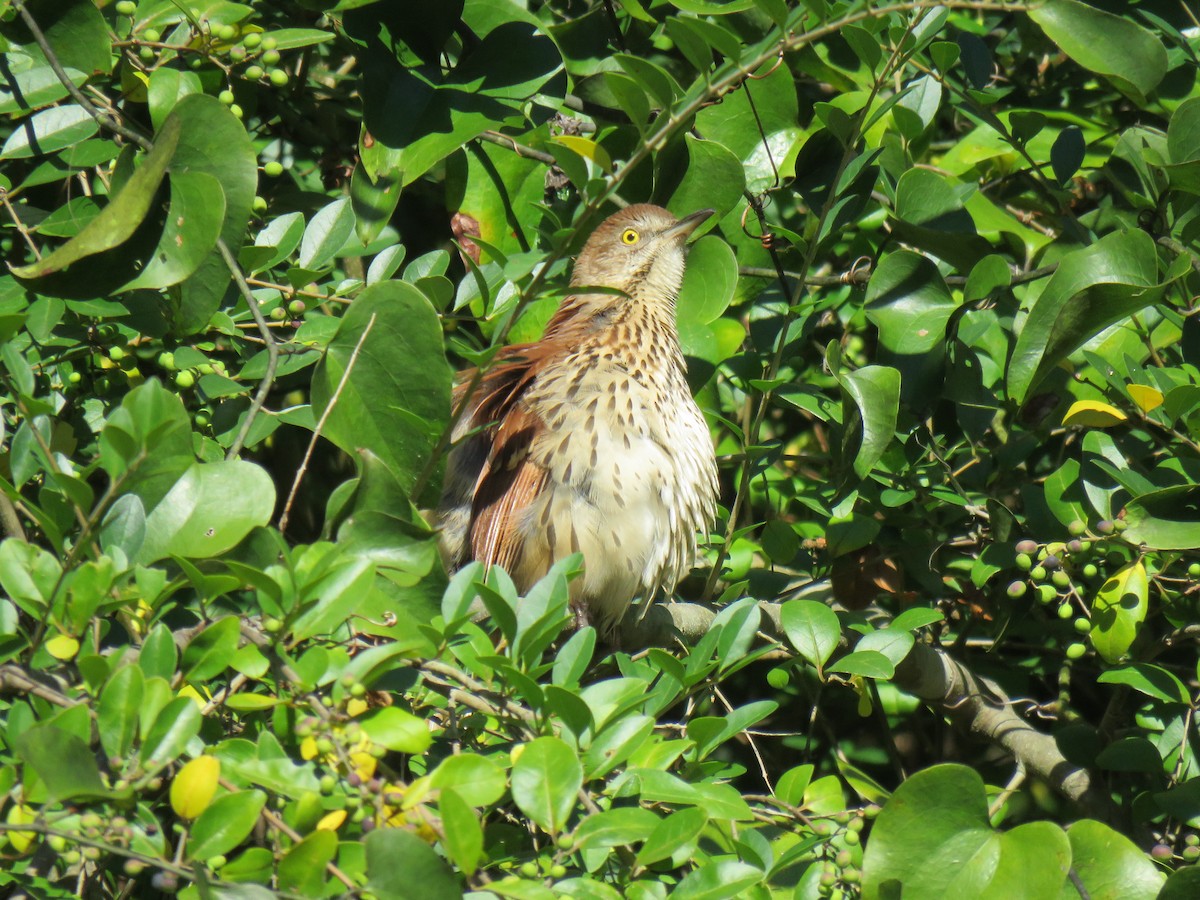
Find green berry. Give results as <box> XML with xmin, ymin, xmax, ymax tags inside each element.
<box><xmin>194</xmin><ymin>411</ymin><xmax>210</xmax><ymax>428</ymax></box>
<box><xmin>1015</xmin><ymin>552</ymin><xmax>1032</xmax><ymax>571</ymax></box>
<box><xmin>143</xmin><ymin>28</ymin><xmax>161</xmax><ymax>42</ymax></box>
<box><xmin>1186</xmin><ymin>834</ymin><xmax>1200</xmax><ymax>847</ymax></box>
<box><xmin>124</xmin><ymin>860</ymin><xmax>146</xmax><ymax>875</ymax></box>
<box><xmin>844</xmin><ymin>829</ymin><xmax>860</xmax><ymax>846</ymax></box>
<box><xmin>261</xmin><ymin>35</ymin><xmax>277</xmax><ymax>50</ymax></box>
<box><xmin>116</xmin><ymin>1</ymin><xmax>137</xmax><ymax>15</ymax></box>
<box><xmin>288</xmin><ymin>299</ymin><xmax>306</xmax><ymax>315</ymax></box>
<box><xmin>230</xmin><ymin>103</ymin><xmax>244</xmax><ymax>119</ymax></box>
<box><xmin>108</xmin><ymin>346</ymin><xmax>126</xmax><ymax>361</ymax></box>
<box><xmin>269</xmin><ymin>68</ymin><xmax>289</xmax><ymax>87</ymax></box>
<box><xmin>1068</xmin><ymin>519</ymin><xmax>1086</xmax><ymax>536</ymax></box>
<box><xmin>1188</xmin><ymin>563</ymin><xmax>1200</xmax><ymax>579</ymax></box>
<box><xmin>68</xmin><ymin>371</ymin><xmax>82</xmax><ymax>384</ymax></box>
<box><xmin>218</xmin><ymin>89</ymin><xmax>235</xmax><ymax>105</ymax></box>
<box><xmin>1184</xmin><ymin>846</ymin><xmax>1200</xmax><ymax>862</ymax></box>
<box><xmin>263</xmin><ymin>161</ymin><xmax>283</xmax><ymax>177</ymax></box>
<box><xmin>1082</xmin><ymin>563</ymin><xmax>1099</xmax><ymax>579</ymax></box>
<box><xmin>1037</xmin><ymin>584</ymin><xmax>1057</xmax><ymax>604</ymax></box>
<box><xmin>262</xmin><ymin>617</ymin><xmax>282</xmax><ymax>632</ymax></box>
<box><xmin>175</xmin><ymin>370</ymin><xmax>195</xmax><ymax>389</ymax></box>
<box><xmin>1113</xmin><ymin>519</ymin><xmax>1127</xmax><ymax>532</ymax></box>
<box><xmin>198</xmin><ymin>363</ymin><xmax>215</xmax><ymax>376</ymax></box>
<box><xmin>316</xmin><ymin>737</ymin><xmax>335</xmax><ymax>755</ymax></box>
<box><xmin>207</xmin><ymin>854</ymin><xmax>227</xmax><ymax>869</ymax></box>
<box><xmin>519</xmin><ymin>862</ymin><xmax>538</xmax><ymax>878</ymax></box>
<box><xmin>767</xmin><ymin>667</ymin><xmax>790</xmax><ymax>689</ymax></box>
<box><xmin>218</xmin><ymin>24</ymin><xmax>237</xmax><ymax>41</ymax></box>
<box><xmin>549</xmin><ymin>864</ymin><xmax>567</xmax><ymax>878</ymax></box>
<box><xmin>1073</xmin><ymin>618</ymin><xmax>1091</xmax><ymax>634</ymax></box>
<box><xmin>139</xmin><ymin>45</ymin><xmax>155</xmax><ymax>61</ymax></box>
<box><xmin>556</xmin><ymin>834</ymin><xmax>574</xmax><ymax>850</ymax></box>
<box><xmin>1030</xmin><ymin>565</ymin><xmax>1047</xmax><ymax>582</ymax></box>
<box><xmin>253</xmin><ymin>196</ymin><xmax>268</xmax><ymax>213</ymax></box>
<box><xmin>1006</xmin><ymin>581</ymin><xmax>1027</xmax><ymax>599</ymax></box>
<box><xmin>270</xmin><ymin>306</ymin><xmax>286</xmax><ymax>320</ymax></box>
<box><xmin>244</xmin><ymin>64</ymin><xmax>264</xmax><ymax>80</ymax></box>
<box><xmin>1056</xmin><ymin>602</ymin><xmax>1073</xmax><ymax>620</ymax></box>
<box><xmin>243</xmin><ymin>32</ymin><xmax>262</xmax><ymax>49</ymax></box>
<box><xmin>262</xmin><ymin>49</ymin><xmax>281</xmax><ymax>65</ymax></box>
<box><xmin>1051</xmin><ymin>570</ymin><xmax>1071</xmax><ymax>589</ymax></box>
<box><xmin>1065</xmin><ymin>642</ymin><xmax>1087</xmax><ymax>660</ymax></box>
<box><xmin>157</xmin><ymin>351</ymin><xmax>176</xmax><ymax>369</ymax></box>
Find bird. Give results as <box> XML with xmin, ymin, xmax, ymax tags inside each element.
<box><xmin>437</xmin><ymin>203</ymin><xmax>720</xmax><ymax>635</ymax></box>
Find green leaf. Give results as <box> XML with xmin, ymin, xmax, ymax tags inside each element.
<box><xmin>428</xmin><ymin>753</ymin><xmax>507</xmax><ymax>807</ymax></box>
<box><xmin>1065</xmin><ymin>820</ymin><xmax>1165</xmax><ymax>898</ymax></box>
<box><xmin>121</xmin><ymin>171</ymin><xmax>226</xmax><ymax>291</ymax></box>
<box><xmin>298</xmin><ymin>197</ymin><xmax>357</xmax><ymax>270</ymax></box>
<box><xmin>137</xmin><ymin>461</ymin><xmax>275</xmax><ymax>563</ymax></box>
<box><xmin>22</xmin><ymin>0</ymin><xmax>113</xmax><ymax>77</ymax></box>
<box><xmin>1122</xmin><ymin>486</ymin><xmax>1200</xmax><ymax>550</ymax></box>
<box><xmin>439</xmin><ymin>788</ymin><xmax>483</xmax><ymax>874</ymax></box>
<box><xmin>14</xmin><ymin>725</ymin><xmax>108</xmax><ymax>801</ymax></box>
<box><xmin>182</xmin><ymin>616</ymin><xmax>242</xmax><ymax>682</ymax></box>
<box><xmin>677</xmin><ymin>236</ymin><xmax>738</xmax><ymax>326</ymax></box>
<box><xmin>635</xmin><ymin>806</ymin><xmax>707</xmax><ymax>866</ymax></box>
<box><xmin>780</xmin><ymin>599</ymin><xmax>840</xmax><ymax>676</ymax></box>
<box><xmin>360</xmin><ymin>21</ymin><xmax>561</xmax><ymax>187</ymax></box>
<box><xmin>140</xmin><ymin>697</ymin><xmax>203</xmax><ymax>770</ymax></box>
<box><xmin>862</xmin><ymin>764</ymin><xmax>1071</xmax><ymax>899</ymax></box>
<box><xmin>147</xmin><ymin>67</ymin><xmax>202</xmax><ymax>132</ymax></box>
<box><xmin>1097</xmin><ymin>664</ymin><xmax>1187</xmax><ymax>705</ymax></box>
<box><xmin>827</xmin><ymin>650</ymin><xmax>894</xmax><ymax>679</ymax></box>
<box><xmin>1089</xmin><ymin>560</ymin><xmax>1148</xmax><ymax>664</ymax></box>
<box><xmin>838</xmin><ymin>363</ymin><xmax>900</xmax><ymax>478</ymax></box>
<box><xmin>666</xmin><ymin>135</ymin><xmax>745</xmax><ymax>222</ymax></box>
<box><xmin>890</xmin><ymin>168</ymin><xmax>992</xmax><ymax>270</ymax></box>
<box><xmin>511</xmin><ymin>736</ymin><xmax>583</xmax><ymax>833</ymax></box>
<box><xmin>98</xmin><ymin>664</ymin><xmax>145</xmax><ymax>761</ymax></box>
<box><xmin>1</xmin><ymin>103</ymin><xmax>98</xmax><ymax>160</ymax></box>
<box><xmin>1008</xmin><ymin>229</ymin><xmax>1165</xmax><ymax>404</ymax></box>
<box><xmin>11</xmin><ymin>115</ymin><xmax>180</xmax><ymax>278</ymax></box>
<box><xmin>1050</xmin><ymin>126</ymin><xmax>1085</xmax><ymax>185</ymax></box>
<box><xmin>574</xmin><ymin>807</ymin><xmax>660</xmax><ymax>849</ymax></box>
<box><xmin>311</xmin><ymin>281</ymin><xmax>452</xmax><ymax>505</ymax></box>
<box><xmin>672</xmin><ymin>859</ymin><xmax>763</xmax><ymax>899</ymax></box>
<box><xmin>865</xmin><ymin>251</ymin><xmax>957</xmax><ymax>404</ymax></box>
<box><xmin>168</xmin><ymin>93</ymin><xmax>258</xmax><ymax>334</ymax></box>
<box><xmin>1030</xmin><ymin>0</ymin><xmax>1167</xmax><ymax>103</ymax></box>
<box><xmin>278</xmin><ymin>829</ymin><xmax>338</xmax><ymax>896</ymax></box>
<box><xmin>187</xmin><ymin>790</ymin><xmax>267</xmax><ymax>861</ymax></box>
<box><xmin>98</xmin><ymin>379</ymin><xmax>195</xmax><ymax>511</ymax></box>
<box><xmin>366</xmin><ymin>827</ymin><xmax>462</xmax><ymax>900</ymax></box>
<box><xmin>361</xmin><ymin>707</ymin><xmax>432</xmax><ymax>754</ymax></box>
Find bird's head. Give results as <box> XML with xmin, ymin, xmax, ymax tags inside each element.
<box><xmin>570</xmin><ymin>204</ymin><xmax>714</xmax><ymax>311</ymax></box>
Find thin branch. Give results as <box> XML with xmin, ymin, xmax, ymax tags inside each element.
<box><xmin>220</xmin><ymin>237</ymin><xmax>281</xmax><ymax>459</ymax></box>
<box><xmin>278</xmin><ymin>314</ymin><xmax>376</xmax><ymax>533</ymax></box>
<box><xmin>12</xmin><ymin>0</ymin><xmax>152</xmax><ymax>151</ymax></box>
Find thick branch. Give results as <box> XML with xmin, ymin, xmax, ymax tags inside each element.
<box><xmin>620</xmin><ymin>600</ymin><xmax>1114</xmax><ymax>820</ymax></box>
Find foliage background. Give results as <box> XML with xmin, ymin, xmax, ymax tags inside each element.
<box><xmin>2</xmin><ymin>0</ymin><xmax>1200</xmax><ymax>897</ymax></box>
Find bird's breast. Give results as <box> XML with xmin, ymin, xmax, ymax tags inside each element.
<box><xmin>519</xmin><ymin>351</ymin><xmax>717</xmax><ymax>616</ymax></box>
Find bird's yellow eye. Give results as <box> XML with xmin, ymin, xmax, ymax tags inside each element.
<box><xmin>620</xmin><ymin>228</ymin><xmax>640</xmax><ymax>245</ymax></box>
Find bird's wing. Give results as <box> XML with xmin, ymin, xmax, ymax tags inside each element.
<box><xmin>449</xmin><ymin>338</ymin><xmax>570</xmax><ymax>580</ymax></box>
<box><xmin>470</xmin><ymin>403</ymin><xmax>548</xmax><ymax>575</ymax></box>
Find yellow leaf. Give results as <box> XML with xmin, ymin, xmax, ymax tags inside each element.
<box><xmin>300</xmin><ymin>735</ymin><xmax>318</xmax><ymax>760</ymax></box>
<box><xmin>316</xmin><ymin>809</ymin><xmax>347</xmax><ymax>831</ymax></box>
<box><xmin>45</xmin><ymin>634</ymin><xmax>80</xmax><ymax>660</ymax></box>
<box><xmin>170</xmin><ymin>756</ymin><xmax>221</xmax><ymax>820</ymax></box>
<box><xmin>551</xmin><ymin>135</ymin><xmax>613</xmax><ymax>173</ymax></box>
<box><xmin>1062</xmin><ymin>400</ymin><xmax>1127</xmax><ymax>428</ymax></box>
<box><xmin>346</xmin><ymin>697</ymin><xmax>369</xmax><ymax>717</ymax></box>
<box><xmin>179</xmin><ymin>683</ymin><xmax>209</xmax><ymax>708</ymax></box>
<box><xmin>1127</xmin><ymin>384</ymin><xmax>1164</xmax><ymax>413</ymax></box>
<box><xmin>5</xmin><ymin>804</ymin><xmax>37</xmax><ymax>854</ymax></box>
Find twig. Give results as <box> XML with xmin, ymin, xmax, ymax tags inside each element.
<box><xmin>220</xmin><ymin>237</ymin><xmax>280</xmax><ymax>459</ymax></box>
<box><xmin>0</xmin><ymin>188</ymin><xmax>42</xmax><ymax>259</ymax></box>
<box><xmin>12</xmin><ymin>0</ymin><xmax>152</xmax><ymax>151</ymax></box>
<box><xmin>278</xmin><ymin>314</ymin><xmax>376</xmax><ymax>533</ymax></box>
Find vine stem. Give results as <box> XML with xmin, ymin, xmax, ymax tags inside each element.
<box><xmin>278</xmin><ymin>314</ymin><xmax>377</xmax><ymax>533</ymax></box>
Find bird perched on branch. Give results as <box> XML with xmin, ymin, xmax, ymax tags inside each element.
<box><xmin>438</xmin><ymin>204</ymin><xmax>719</xmax><ymax>635</ymax></box>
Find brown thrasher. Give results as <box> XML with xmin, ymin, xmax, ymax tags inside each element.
<box><xmin>438</xmin><ymin>204</ymin><xmax>719</xmax><ymax>633</ymax></box>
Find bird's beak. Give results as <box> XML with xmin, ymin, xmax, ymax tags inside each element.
<box><xmin>667</xmin><ymin>208</ymin><xmax>715</xmax><ymax>241</ymax></box>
